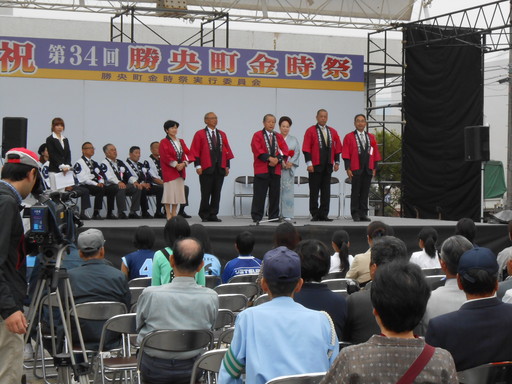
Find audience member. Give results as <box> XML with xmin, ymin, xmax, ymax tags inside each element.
<box><xmin>322</xmin><ymin>261</ymin><xmax>458</xmax><ymax>384</ymax></box>
<box><xmin>410</xmin><ymin>227</ymin><xmax>440</xmax><ymax>269</ymax></box>
<box><xmin>329</xmin><ymin>230</ymin><xmax>353</xmax><ymax>275</ymax></box>
<box><xmin>190</xmin><ymin>224</ymin><xmax>221</xmax><ymax>276</ymax></box>
<box><xmin>121</xmin><ymin>225</ymin><xmax>156</xmax><ymax>280</ymax></box>
<box><xmin>219</xmin><ymin>246</ymin><xmax>338</xmax><ymax>384</ymax></box>
<box><xmin>294</xmin><ymin>239</ymin><xmax>348</xmax><ymax>339</ymax></box>
<box><xmin>455</xmin><ymin>217</ymin><xmax>477</xmax><ymax>245</ymax></box>
<box><xmin>343</xmin><ymin>236</ymin><xmax>409</xmax><ymax>344</ymax></box>
<box><xmin>345</xmin><ymin>221</ymin><xmax>393</xmax><ymax>285</ymax></box>
<box><xmin>137</xmin><ymin>238</ymin><xmax>218</xmax><ymax>384</ymax></box>
<box><xmin>419</xmin><ymin>235</ymin><xmax>472</xmax><ymax>335</ymax></box>
<box><xmin>496</xmin><ymin>221</ymin><xmax>512</xmax><ymax>284</ymax></box>
<box><xmin>426</xmin><ymin>247</ymin><xmax>512</xmax><ymax>371</ymax></box>
<box><xmin>151</xmin><ymin>216</ymin><xmax>205</xmax><ymax>286</ymax></box>
<box><xmin>273</xmin><ymin>222</ymin><xmax>301</xmax><ymax>250</ymax></box>
<box><xmin>69</xmin><ymin>229</ymin><xmax>131</xmax><ymax>349</ymax></box>
<box><xmin>222</xmin><ymin>231</ymin><xmax>261</xmax><ymax>283</ymax></box>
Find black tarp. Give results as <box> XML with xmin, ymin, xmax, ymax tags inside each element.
<box><xmin>402</xmin><ymin>25</ymin><xmax>483</xmax><ymax>221</ymax></box>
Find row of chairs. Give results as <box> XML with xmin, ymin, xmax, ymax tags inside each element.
<box><xmin>233</xmin><ymin>175</ymin><xmax>343</xmax><ymax>218</ymax></box>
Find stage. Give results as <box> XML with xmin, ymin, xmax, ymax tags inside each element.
<box><xmin>78</xmin><ymin>216</ymin><xmax>510</xmax><ymax>269</ymax></box>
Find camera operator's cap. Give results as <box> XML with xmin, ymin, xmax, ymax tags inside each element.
<box><xmin>263</xmin><ymin>246</ymin><xmax>301</xmax><ymax>282</ymax></box>
<box><xmin>5</xmin><ymin>148</ymin><xmax>41</xmax><ymax>169</ymax></box>
<box><xmin>77</xmin><ymin>229</ymin><xmax>105</xmax><ymax>253</ymax></box>
<box><xmin>458</xmin><ymin>247</ymin><xmax>498</xmax><ymax>283</ymax></box>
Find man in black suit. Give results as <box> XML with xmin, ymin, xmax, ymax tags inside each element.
<box><xmin>342</xmin><ymin>236</ymin><xmax>409</xmax><ymax>344</ymax></box>
<box><xmin>426</xmin><ymin>247</ymin><xmax>512</xmax><ymax>371</ymax></box>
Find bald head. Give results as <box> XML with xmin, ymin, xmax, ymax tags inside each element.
<box><xmin>172</xmin><ymin>238</ymin><xmax>204</xmax><ymax>274</ymax></box>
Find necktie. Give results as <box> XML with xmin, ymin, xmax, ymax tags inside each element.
<box><xmin>270</xmin><ymin>133</ymin><xmax>275</xmax><ymax>153</ymax></box>
<box><xmin>211</xmin><ymin>131</ymin><xmax>217</xmax><ymax>148</ymax></box>
<box><xmin>322</xmin><ymin>126</ymin><xmax>328</xmax><ymax>144</ymax></box>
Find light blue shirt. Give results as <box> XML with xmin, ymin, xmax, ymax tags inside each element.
<box><xmin>219</xmin><ymin>296</ymin><xmax>338</xmax><ymax>384</ymax></box>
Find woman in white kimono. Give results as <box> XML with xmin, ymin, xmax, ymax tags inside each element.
<box><xmin>278</xmin><ymin>116</ymin><xmax>300</xmax><ymax>221</ymax></box>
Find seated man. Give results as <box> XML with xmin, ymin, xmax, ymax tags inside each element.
<box><xmin>426</xmin><ymin>247</ymin><xmax>512</xmax><ymax>371</ymax></box>
<box><xmin>219</xmin><ymin>246</ymin><xmax>339</xmax><ymax>384</ymax></box>
<box><xmin>322</xmin><ymin>261</ymin><xmax>458</xmax><ymax>384</ymax></box>
<box><xmin>69</xmin><ymin>229</ymin><xmax>131</xmax><ymax>349</ymax></box>
<box><xmin>418</xmin><ymin>235</ymin><xmax>472</xmax><ymax>335</ymax></box>
<box><xmin>126</xmin><ymin>146</ymin><xmax>161</xmax><ymax>219</ymax></box>
<box><xmin>342</xmin><ymin>236</ymin><xmax>409</xmax><ymax>344</ymax></box>
<box><xmin>136</xmin><ymin>238</ymin><xmax>218</xmax><ymax>384</ymax></box>
<box><xmin>497</xmin><ymin>221</ymin><xmax>512</xmax><ymax>295</ymax></box>
<box><xmin>294</xmin><ymin>239</ymin><xmax>347</xmax><ymax>340</ymax></box>
<box><xmin>74</xmin><ymin>141</ymin><xmax>117</xmax><ymax>220</ymax></box>
<box><xmin>222</xmin><ymin>231</ymin><xmax>262</xmax><ymax>283</ymax></box>
<box><xmin>100</xmin><ymin>143</ymin><xmax>142</xmax><ymax>219</ymax></box>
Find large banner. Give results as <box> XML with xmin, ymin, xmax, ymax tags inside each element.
<box><xmin>0</xmin><ymin>36</ymin><xmax>363</xmax><ymax>91</ymax></box>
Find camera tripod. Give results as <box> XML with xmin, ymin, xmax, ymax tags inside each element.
<box><xmin>25</xmin><ymin>244</ymin><xmax>90</xmax><ymax>384</ymax></box>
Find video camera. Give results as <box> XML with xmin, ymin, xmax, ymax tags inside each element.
<box><xmin>26</xmin><ymin>191</ymin><xmax>83</xmax><ymax>251</ymax></box>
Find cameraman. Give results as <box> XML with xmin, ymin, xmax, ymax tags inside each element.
<box><xmin>0</xmin><ymin>148</ymin><xmax>40</xmax><ymax>383</ymax></box>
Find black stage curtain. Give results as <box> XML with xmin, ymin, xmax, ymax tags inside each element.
<box><xmin>402</xmin><ymin>26</ymin><xmax>483</xmax><ymax>221</ymax></box>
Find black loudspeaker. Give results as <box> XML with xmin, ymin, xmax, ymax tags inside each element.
<box><xmin>2</xmin><ymin>117</ymin><xmax>28</xmax><ymax>157</ymax></box>
<box><xmin>464</xmin><ymin>125</ymin><xmax>489</xmax><ymax>162</ymax></box>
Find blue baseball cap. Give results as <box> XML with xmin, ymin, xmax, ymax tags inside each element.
<box><xmin>263</xmin><ymin>246</ymin><xmax>301</xmax><ymax>282</ymax></box>
<box><xmin>457</xmin><ymin>247</ymin><xmax>498</xmax><ymax>283</ymax></box>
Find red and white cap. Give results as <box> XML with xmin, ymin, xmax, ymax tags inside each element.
<box><xmin>5</xmin><ymin>147</ymin><xmax>41</xmax><ymax>169</ymax></box>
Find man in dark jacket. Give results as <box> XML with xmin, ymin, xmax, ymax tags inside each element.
<box><xmin>426</xmin><ymin>247</ymin><xmax>512</xmax><ymax>371</ymax></box>
<box><xmin>0</xmin><ymin>148</ymin><xmax>40</xmax><ymax>383</ymax></box>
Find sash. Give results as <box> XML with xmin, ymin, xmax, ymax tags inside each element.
<box><xmin>150</xmin><ymin>154</ymin><xmax>162</xmax><ymax>178</ymax></box>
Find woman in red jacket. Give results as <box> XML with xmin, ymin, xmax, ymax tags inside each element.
<box><xmin>159</xmin><ymin>120</ymin><xmax>194</xmax><ymax>220</ymax></box>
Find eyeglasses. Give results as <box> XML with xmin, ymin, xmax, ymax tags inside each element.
<box><xmin>83</xmin><ymin>146</ymin><xmax>95</xmax><ymax>150</ymax></box>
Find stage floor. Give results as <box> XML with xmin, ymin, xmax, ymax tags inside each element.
<box><xmin>79</xmin><ymin>215</ymin><xmax>510</xmax><ymax>269</ymax></box>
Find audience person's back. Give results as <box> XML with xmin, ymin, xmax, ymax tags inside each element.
<box><xmin>410</xmin><ymin>227</ymin><xmax>440</xmax><ymax>269</ymax></box>
<box><xmin>419</xmin><ymin>235</ymin><xmax>472</xmax><ymax>335</ymax></box>
<box><xmin>190</xmin><ymin>224</ymin><xmax>221</xmax><ymax>276</ymax></box>
<box><xmin>321</xmin><ymin>261</ymin><xmax>458</xmax><ymax>384</ymax></box>
<box><xmin>343</xmin><ymin>236</ymin><xmax>408</xmax><ymax>344</ymax></box>
<box><xmin>426</xmin><ymin>247</ymin><xmax>512</xmax><ymax>371</ymax></box>
<box><xmin>219</xmin><ymin>247</ymin><xmax>338</xmax><ymax>384</ymax></box>
<box><xmin>121</xmin><ymin>225</ymin><xmax>155</xmax><ymax>280</ymax></box>
<box><xmin>294</xmin><ymin>239</ymin><xmax>348</xmax><ymax>339</ymax></box>
<box><xmin>151</xmin><ymin>216</ymin><xmax>205</xmax><ymax>286</ymax></box>
<box><xmin>345</xmin><ymin>221</ymin><xmax>393</xmax><ymax>285</ymax></box>
<box><xmin>496</xmin><ymin>221</ymin><xmax>512</xmax><ymax>296</ymax></box>
<box><xmin>329</xmin><ymin>230</ymin><xmax>352</xmax><ymax>275</ymax></box>
<box><xmin>222</xmin><ymin>231</ymin><xmax>261</xmax><ymax>283</ymax></box>
<box><xmin>455</xmin><ymin>217</ymin><xmax>477</xmax><ymax>245</ymax></box>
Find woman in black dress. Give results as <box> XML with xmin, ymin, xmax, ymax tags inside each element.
<box><xmin>45</xmin><ymin>117</ymin><xmax>72</xmax><ymax>190</ymax></box>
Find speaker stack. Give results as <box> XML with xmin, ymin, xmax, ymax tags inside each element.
<box><xmin>464</xmin><ymin>125</ymin><xmax>490</xmax><ymax>162</ymax></box>
<box><xmin>2</xmin><ymin>117</ymin><xmax>28</xmax><ymax>158</ymax></box>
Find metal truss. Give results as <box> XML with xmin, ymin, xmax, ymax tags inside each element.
<box><xmin>110</xmin><ymin>6</ymin><xmax>229</xmax><ymax>46</ymax></box>
<box><xmin>366</xmin><ymin>0</ymin><xmax>511</xmax><ymax>217</ymax></box>
<box><xmin>0</xmin><ymin>0</ymin><xmax>416</xmax><ymax>30</ymax></box>
<box><xmin>403</xmin><ymin>0</ymin><xmax>511</xmax><ymax>53</ymax></box>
